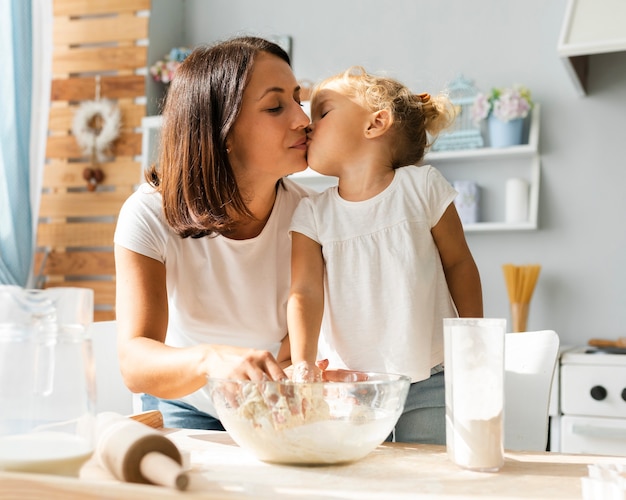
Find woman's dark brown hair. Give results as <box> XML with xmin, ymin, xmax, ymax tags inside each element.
<box><xmin>147</xmin><ymin>37</ymin><xmax>291</xmax><ymax>238</ymax></box>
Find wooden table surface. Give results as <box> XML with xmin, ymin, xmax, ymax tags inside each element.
<box><xmin>1</xmin><ymin>428</ymin><xmax>624</xmax><ymax>500</ymax></box>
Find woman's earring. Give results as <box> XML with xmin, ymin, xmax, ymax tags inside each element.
<box><xmin>226</xmin><ymin>147</ymin><xmax>231</xmax><ymax>153</ymax></box>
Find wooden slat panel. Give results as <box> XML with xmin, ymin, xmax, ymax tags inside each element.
<box><xmin>53</xmin><ymin>0</ymin><xmax>150</xmax><ymax>17</ymax></box>
<box><xmin>43</xmin><ymin>160</ymin><xmax>142</xmax><ymax>189</ymax></box>
<box><xmin>39</xmin><ymin>191</ymin><xmax>129</xmax><ymax>218</ymax></box>
<box><xmin>37</xmin><ymin>222</ymin><xmax>116</xmax><ymax>248</ymax></box>
<box><xmin>49</xmin><ymin>103</ymin><xmax>146</xmax><ymax>131</ymax></box>
<box><xmin>40</xmin><ymin>0</ymin><xmax>150</xmax><ymax>321</ymax></box>
<box><xmin>34</xmin><ymin>251</ymin><xmax>115</xmax><ymax>276</ymax></box>
<box><xmin>95</xmin><ymin>310</ymin><xmax>116</xmax><ymax>321</ymax></box>
<box><xmin>118</xmin><ymin>102</ymin><xmax>147</xmax><ymax>129</ymax></box>
<box><xmin>53</xmin><ymin>15</ymin><xmax>148</xmax><ymax>46</ymax></box>
<box><xmin>52</xmin><ymin>46</ymin><xmax>148</xmax><ymax>74</ymax></box>
<box><xmin>106</xmin><ymin>132</ymin><xmax>142</xmax><ymax>157</ymax></box>
<box><xmin>45</xmin><ymin>135</ymin><xmax>82</xmax><ymax>158</ymax></box>
<box><xmin>46</xmin><ymin>132</ymin><xmax>142</xmax><ymax>159</ymax></box>
<box><xmin>48</xmin><ymin>106</ymin><xmax>75</xmax><ymax>131</ymax></box>
<box><xmin>51</xmin><ymin>75</ymin><xmax>145</xmax><ymax>101</ymax></box>
<box><xmin>100</xmin><ymin>75</ymin><xmax>146</xmax><ymax>100</ymax></box>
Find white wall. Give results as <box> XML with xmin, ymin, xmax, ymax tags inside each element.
<box><xmin>153</xmin><ymin>0</ymin><xmax>626</xmax><ymax>346</ymax></box>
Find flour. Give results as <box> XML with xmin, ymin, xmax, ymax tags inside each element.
<box><xmin>223</xmin><ymin>410</ymin><xmax>398</xmax><ymax>464</ymax></box>
<box><xmin>448</xmin><ymin>412</ymin><xmax>503</xmax><ymax>471</ymax></box>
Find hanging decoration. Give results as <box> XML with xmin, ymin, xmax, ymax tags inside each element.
<box><xmin>82</xmin><ymin>167</ymin><xmax>105</xmax><ymax>192</ymax></box>
<box><xmin>72</xmin><ymin>99</ymin><xmax>120</xmax><ymax>161</ymax></box>
<box><xmin>71</xmin><ymin>75</ymin><xmax>121</xmax><ymax>190</ymax></box>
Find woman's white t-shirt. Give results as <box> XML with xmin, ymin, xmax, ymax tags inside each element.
<box><xmin>289</xmin><ymin>165</ymin><xmax>458</xmax><ymax>383</ymax></box>
<box><xmin>114</xmin><ymin>178</ymin><xmax>312</xmax><ymax>415</ymax></box>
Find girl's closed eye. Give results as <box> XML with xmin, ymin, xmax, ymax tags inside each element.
<box><xmin>313</xmin><ymin>105</ymin><xmax>330</xmax><ymax>119</ymax></box>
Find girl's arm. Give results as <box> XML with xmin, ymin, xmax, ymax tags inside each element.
<box><xmin>114</xmin><ymin>245</ymin><xmax>287</xmax><ymax>399</ymax></box>
<box><xmin>431</xmin><ymin>203</ymin><xmax>484</xmax><ymax>318</ymax></box>
<box><xmin>287</xmin><ymin>232</ymin><xmax>325</xmax><ymax>376</ymax></box>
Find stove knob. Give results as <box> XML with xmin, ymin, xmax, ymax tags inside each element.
<box><xmin>622</xmin><ymin>388</ymin><xmax>626</xmax><ymax>402</ymax></box>
<box><xmin>590</xmin><ymin>385</ymin><xmax>607</xmax><ymax>401</ymax></box>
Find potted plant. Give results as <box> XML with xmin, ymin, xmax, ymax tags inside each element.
<box><xmin>471</xmin><ymin>85</ymin><xmax>533</xmax><ymax>148</ymax></box>
<box><xmin>149</xmin><ymin>47</ymin><xmax>192</xmax><ymax>85</ymax></box>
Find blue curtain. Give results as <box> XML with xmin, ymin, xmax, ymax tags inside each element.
<box><xmin>0</xmin><ymin>0</ymin><xmax>33</xmax><ymax>286</ymax></box>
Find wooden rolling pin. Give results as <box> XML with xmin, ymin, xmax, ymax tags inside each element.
<box><xmin>95</xmin><ymin>413</ymin><xmax>189</xmax><ymax>490</ymax></box>
<box><xmin>588</xmin><ymin>337</ymin><xmax>626</xmax><ymax>348</ymax></box>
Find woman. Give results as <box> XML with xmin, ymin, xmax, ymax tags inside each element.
<box><xmin>114</xmin><ymin>37</ymin><xmax>311</xmax><ymax>429</ymax></box>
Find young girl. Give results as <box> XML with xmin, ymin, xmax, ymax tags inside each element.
<box><xmin>287</xmin><ymin>67</ymin><xmax>483</xmax><ymax>444</ymax></box>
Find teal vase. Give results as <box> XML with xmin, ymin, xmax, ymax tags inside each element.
<box><xmin>488</xmin><ymin>116</ymin><xmax>524</xmax><ymax>148</ymax></box>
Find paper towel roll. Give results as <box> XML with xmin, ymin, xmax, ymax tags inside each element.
<box><xmin>505</xmin><ymin>178</ymin><xmax>529</xmax><ymax>223</ymax></box>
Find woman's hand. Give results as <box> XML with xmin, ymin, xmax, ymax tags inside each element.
<box><xmin>205</xmin><ymin>345</ymin><xmax>288</xmax><ymax>381</ymax></box>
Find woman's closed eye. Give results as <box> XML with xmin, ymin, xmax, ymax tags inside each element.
<box><xmin>266</xmin><ymin>104</ymin><xmax>284</xmax><ymax>114</ymax></box>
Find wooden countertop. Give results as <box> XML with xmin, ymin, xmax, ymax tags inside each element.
<box><xmin>1</xmin><ymin>428</ymin><xmax>624</xmax><ymax>499</ymax></box>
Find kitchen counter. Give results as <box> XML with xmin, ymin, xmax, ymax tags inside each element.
<box><xmin>1</xmin><ymin>428</ymin><xmax>625</xmax><ymax>499</ymax></box>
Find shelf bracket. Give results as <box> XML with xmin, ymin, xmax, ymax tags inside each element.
<box><xmin>560</xmin><ymin>55</ymin><xmax>589</xmax><ymax>97</ymax></box>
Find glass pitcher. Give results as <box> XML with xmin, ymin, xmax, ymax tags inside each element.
<box><xmin>0</xmin><ymin>286</ymin><xmax>96</xmax><ymax>476</ymax></box>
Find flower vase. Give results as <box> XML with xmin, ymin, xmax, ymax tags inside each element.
<box><xmin>488</xmin><ymin>116</ymin><xmax>524</xmax><ymax>148</ymax></box>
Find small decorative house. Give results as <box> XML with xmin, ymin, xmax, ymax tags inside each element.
<box><xmin>432</xmin><ymin>75</ymin><xmax>484</xmax><ymax>152</ymax></box>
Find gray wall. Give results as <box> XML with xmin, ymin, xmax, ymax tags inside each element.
<box><xmin>151</xmin><ymin>0</ymin><xmax>626</xmax><ymax>346</ymax></box>
<box><xmin>146</xmin><ymin>0</ymin><xmax>185</xmax><ymax>115</ymax></box>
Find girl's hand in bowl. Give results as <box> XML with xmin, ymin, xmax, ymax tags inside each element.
<box><xmin>322</xmin><ymin>369</ymin><xmax>370</xmax><ymax>382</ymax></box>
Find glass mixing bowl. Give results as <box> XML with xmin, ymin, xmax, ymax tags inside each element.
<box><xmin>207</xmin><ymin>371</ymin><xmax>410</xmax><ymax>465</ymax></box>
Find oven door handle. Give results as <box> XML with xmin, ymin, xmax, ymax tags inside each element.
<box><xmin>571</xmin><ymin>422</ymin><xmax>626</xmax><ymax>439</ymax></box>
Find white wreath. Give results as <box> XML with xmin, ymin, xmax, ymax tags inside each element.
<box><xmin>72</xmin><ymin>99</ymin><xmax>121</xmax><ymax>161</ymax></box>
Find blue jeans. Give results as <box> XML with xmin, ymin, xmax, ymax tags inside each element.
<box><xmin>392</xmin><ymin>369</ymin><xmax>446</xmax><ymax>444</ymax></box>
<box><xmin>141</xmin><ymin>393</ymin><xmax>225</xmax><ymax>430</ymax></box>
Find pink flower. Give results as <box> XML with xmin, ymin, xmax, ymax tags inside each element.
<box><xmin>471</xmin><ymin>94</ymin><xmax>491</xmax><ymax>125</ymax></box>
<box><xmin>149</xmin><ymin>47</ymin><xmax>191</xmax><ymax>84</ymax></box>
<box><xmin>471</xmin><ymin>85</ymin><xmax>533</xmax><ymax>124</ymax></box>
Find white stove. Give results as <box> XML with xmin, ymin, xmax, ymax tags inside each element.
<box><xmin>559</xmin><ymin>346</ymin><xmax>626</xmax><ymax>456</ymax></box>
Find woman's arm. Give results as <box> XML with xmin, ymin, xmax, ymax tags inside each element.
<box><xmin>114</xmin><ymin>245</ymin><xmax>287</xmax><ymax>398</ymax></box>
<box><xmin>431</xmin><ymin>203</ymin><xmax>483</xmax><ymax>318</ymax></box>
<box><xmin>287</xmin><ymin>232</ymin><xmax>325</xmax><ymax>372</ymax></box>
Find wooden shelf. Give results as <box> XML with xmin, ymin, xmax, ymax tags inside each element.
<box><xmin>426</xmin><ymin>103</ymin><xmax>539</xmax><ymax>162</ymax></box>
<box><xmin>426</xmin><ymin>104</ymin><xmax>541</xmax><ymax>232</ymax></box>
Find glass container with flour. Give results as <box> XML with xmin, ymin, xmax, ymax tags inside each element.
<box><xmin>0</xmin><ymin>286</ymin><xmax>95</xmax><ymax>476</ymax></box>
<box><xmin>443</xmin><ymin>317</ymin><xmax>506</xmax><ymax>472</ymax></box>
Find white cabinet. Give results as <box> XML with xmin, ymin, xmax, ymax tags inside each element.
<box><xmin>426</xmin><ymin>104</ymin><xmax>540</xmax><ymax>232</ymax></box>
<box><xmin>557</xmin><ymin>0</ymin><xmax>626</xmax><ymax>96</ymax></box>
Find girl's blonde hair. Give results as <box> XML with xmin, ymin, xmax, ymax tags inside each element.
<box><xmin>312</xmin><ymin>66</ymin><xmax>456</xmax><ymax>168</ymax></box>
